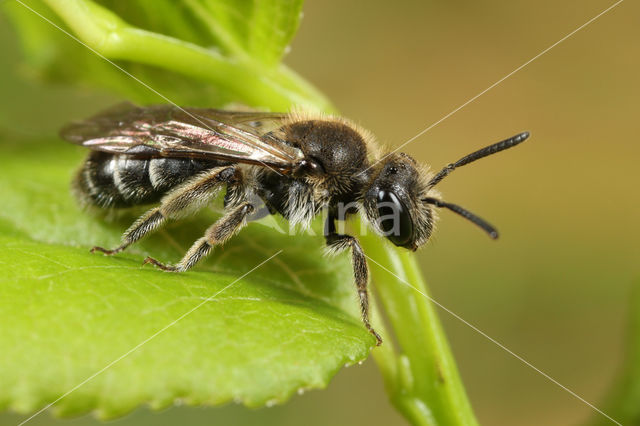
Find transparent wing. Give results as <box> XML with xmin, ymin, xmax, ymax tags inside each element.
<box><xmin>60</xmin><ymin>103</ymin><xmax>304</xmax><ymax>170</ymax></box>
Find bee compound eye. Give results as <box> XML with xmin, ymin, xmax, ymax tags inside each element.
<box><xmin>375</xmin><ymin>190</ymin><xmax>414</xmax><ymax>247</ymax></box>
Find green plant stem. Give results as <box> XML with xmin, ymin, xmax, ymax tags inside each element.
<box><xmin>41</xmin><ymin>0</ymin><xmax>333</xmax><ymax>112</ymax></box>
<box><xmin>361</xmin><ymin>232</ymin><xmax>479</xmax><ymax>426</ymax></box>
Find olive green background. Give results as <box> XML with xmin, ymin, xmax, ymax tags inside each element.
<box><xmin>1</xmin><ymin>0</ymin><xmax>638</xmax><ymax>425</ymax></box>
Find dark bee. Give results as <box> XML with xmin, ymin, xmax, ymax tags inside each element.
<box><xmin>62</xmin><ymin>102</ymin><xmax>530</xmax><ymax>345</ymax></box>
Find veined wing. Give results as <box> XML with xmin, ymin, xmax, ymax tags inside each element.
<box><xmin>60</xmin><ymin>103</ymin><xmax>304</xmax><ymax>171</ymax></box>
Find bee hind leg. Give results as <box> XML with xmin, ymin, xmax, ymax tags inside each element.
<box><xmin>325</xmin><ymin>216</ymin><xmax>382</xmax><ymax>346</ymax></box>
<box><xmin>91</xmin><ymin>166</ymin><xmax>236</xmax><ymax>256</ymax></box>
<box><xmin>144</xmin><ymin>202</ymin><xmax>254</xmax><ymax>272</ymax></box>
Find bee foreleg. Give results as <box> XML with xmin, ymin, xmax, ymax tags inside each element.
<box><xmin>91</xmin><ymin>166</ymin><xmax>236</xmax><ymax>256</ymax></box>
<box><xmin>325</xmin><ymin>218</ymin><xmax>382</xmax><ymax>346</ymax></box>
<box><xmin>144</xmin><ymin>202</ymin><xmax>254</xmax><ymax>272</ymax></box>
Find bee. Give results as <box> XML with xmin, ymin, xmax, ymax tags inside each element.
<box><xmin>62</xmin><ymin>102</ymin><xmax>530</xmax><ymax>345</ymax></box>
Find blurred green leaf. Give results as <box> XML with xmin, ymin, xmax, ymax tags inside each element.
<box><xmin>179</xmin><ymin>0</ymin><xmax>304</xmax><ymax>65</ymax></box>
<box><xmin>0</xmin><ymin>140</ymin><xmax>374</xmax><ymax>419</ymax></box>
<box><xmin>91</xmin><ymin>0</ymin><xmax>303</xmax><ymax>65</ymax></box>
<box><xmin>2</xmin><ymin>0</ymin><xmax>329</xmax><ymax>110</ymax></box>
<box><xmin>590</xmin><ymin>281</ymin><xmax>640</xmax><ymax>426</ymax></box>
<box><xmin>3</xmin><ymin>1</ymin><xmax>217</xmax><ymax>106</ymax></box>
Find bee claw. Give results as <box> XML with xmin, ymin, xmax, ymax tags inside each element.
<box><xmin>371</xmin><ymin>329</ymin><xmax>383</xmax><ymax>346</ymax></box>
<box><xmin>143</xmin><ymin>256</ymin><xmax>178</xmax><ymax>272</ymax></box>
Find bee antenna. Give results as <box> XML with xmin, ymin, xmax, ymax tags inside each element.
<box><xmin>428</xmin><ymin>131</ymin><xmax>530</xmax><ymax>187</ymax></box>
<box><xmin>423</xmin><ymin>197</ymin><xmax>499</xmax><ymax>239</ymax></box>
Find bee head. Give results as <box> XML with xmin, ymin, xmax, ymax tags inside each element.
<box><xmin>362</xmin><ymin>153</ymin><xmax>436</xmax><ymax>251</ymax></box>
<box><xmin>362</xmin><ymin>131</ymin><xmax>530</xmax><ymax>250</ymax></box>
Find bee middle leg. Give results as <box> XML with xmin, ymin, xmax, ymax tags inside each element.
<box><xmin>325</xmin><ymin>216</ymin><xmax>382</xmax><ymax>346</ymax></box>
<box><xmin>144</xmin><ymin>202</ymin><xmax>254</xmax><ymax>272</ymax></box>
<box><xmin>91</xmin><ymin>166</ymin><xmax>236</xmax><ymax>255</ymax></box>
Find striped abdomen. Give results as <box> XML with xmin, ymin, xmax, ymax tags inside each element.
<box><xmin>73</xmin><ymin>151</ymin><xmax>226</xmax><ymax>208</ymax></box>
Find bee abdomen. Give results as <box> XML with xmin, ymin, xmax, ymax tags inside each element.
<box><xmin>73</xmin><ymin>152</ymin><xmax>222</xmax><ymax>208</ymax></box>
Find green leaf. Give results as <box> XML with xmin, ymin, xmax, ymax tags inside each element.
<box><xmin>0</xmin><ymin>140</ymin><xmax>375</xmax><ymax>419</ymax></box>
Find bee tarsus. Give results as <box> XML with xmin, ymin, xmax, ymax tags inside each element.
<box><xmin>154</xmin><ymin>202</ymin><xmax>255</xmax><ymax>273</ymax></box>
<box><xmin>142</xmin><ymin>256</ymin><xmax>177</xmax><ymax>271</ymax></box>
<box><xmin>90</xmin><ymin>246</ymin><xmax>121</xmax><ymax>255</ymax></box>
